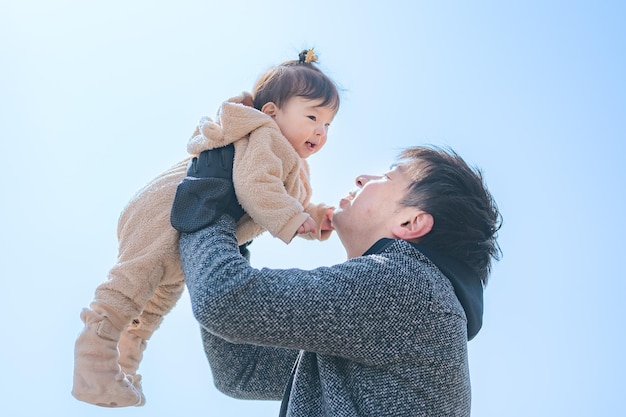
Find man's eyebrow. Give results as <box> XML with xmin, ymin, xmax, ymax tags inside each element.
<box><xmin>385</xmin><ymin>163</ymin><xmax>407</xmax><ymax>179</ymax></box>
<box><xmin>388</xmin><ymin>163</ymin><xmax>405</xmax><ymax>173</ymax></box>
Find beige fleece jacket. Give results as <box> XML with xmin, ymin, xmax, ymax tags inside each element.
<box><xmin>189</xmin><ymin>93</ymin><xmax>331</xmax><ymax>244</ymax></box>
<box><xmin>95</xmin><ymin>93</ymin><xmax>330</xmax><ymax>327</ymax></box>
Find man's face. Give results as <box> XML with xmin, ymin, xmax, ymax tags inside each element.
<box><xmin>332</xmin><ymin>164</ymin><xmax>414</xmax><ymax>258</ymax></box>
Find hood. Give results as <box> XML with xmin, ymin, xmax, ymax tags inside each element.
<box><xmin>364</xmin><ymin>238</ymin><xmax>484</xmax><ymax>340</ymax></box>
<box><xmin>412</xmin><ymin>243</ymin><xmax>484</xmax><ymax>340</ymax></box>
<box><xmin>187</xmin><ymin>92</ymin><xmax>279</xmax><ymax>155</ymax></box>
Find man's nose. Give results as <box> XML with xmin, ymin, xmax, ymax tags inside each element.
<box><xmin>355</xmin><ymin>175</ymin><xmax>375</xmax><ymax>187</ymax></box>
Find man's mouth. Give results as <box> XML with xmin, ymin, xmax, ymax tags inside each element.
<box><xmin>339</xmin><ymin>190</ymin><xmax>357</xmax><ymax>207</ymax></box>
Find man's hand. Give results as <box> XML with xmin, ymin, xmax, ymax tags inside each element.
<box><xmin>170</xmin><ymin>144</ymin><xmax>245</xmax><ymax>233</ymax></box>
<box><xmin>189</xmin><ymin>143</ymin><xmax>235</xmax><ymax>179</ymax></box>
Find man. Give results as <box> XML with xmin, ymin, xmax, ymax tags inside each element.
<box><xmin>174</xmin><ymin>145</ymin><xmax>501</xmax><ymax>416</ymax></box>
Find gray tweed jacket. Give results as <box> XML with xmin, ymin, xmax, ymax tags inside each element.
<box><xmin>180</xmin><ymin>216</ymin><xmax>480</xmax><ymax>416</ymax></box>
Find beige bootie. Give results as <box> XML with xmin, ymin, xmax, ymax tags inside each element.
<box><xmin>117</xmin><ymin>328</ymin><xmax>148</xmax><ymax>406</ymax></box>
<box><xmin>72</xmin><ymin>303</ymin><xmax>142</xmax><ymax>407</ymax></box>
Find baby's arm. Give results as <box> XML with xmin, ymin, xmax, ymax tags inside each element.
<box><xmin>297</xmin><ymin>204</ymin><xmax>334</xmax><ymax>241</ymax></box>
<box><xmin>233</xmin><ymin>127</ymin><xmax>310</xmax><ymax>244</ymax></box>
<box><xmin>297</xmin><ymin>216</ymin><xmax>318</xmax><ymax>235</ymax></box>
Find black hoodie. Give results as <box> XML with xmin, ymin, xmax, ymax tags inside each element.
<box><xmin>365</xmin><ymin>238</ymin><xmax>484</xmax><ymax>340</ymax></box>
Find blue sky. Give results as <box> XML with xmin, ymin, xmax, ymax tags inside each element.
<box><xmin>1</xmin><ymin>1</ymin><xmax>624</xmax><ymax>416</ymax></box>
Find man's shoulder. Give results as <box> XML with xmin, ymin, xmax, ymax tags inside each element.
<box><xmin>355</xmin><ymin>239</ymin><xmax>442</xmax><ymax>278</ymax></box>
<box><xmin>367</xmin><ymin>239</ymin><xmax>434</xmax><ymax>264</ymax></box>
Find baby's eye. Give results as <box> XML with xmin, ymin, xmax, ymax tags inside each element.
<box><xmin>308</xmin><ymin>115</ymin><xmax>317</xmax><ymax>121</ymax></box>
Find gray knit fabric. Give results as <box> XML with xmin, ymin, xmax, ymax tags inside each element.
<box><xmin>180</xmin><ymin>216</ymin><xmax>471</xmax><ymax>416</ymax></box>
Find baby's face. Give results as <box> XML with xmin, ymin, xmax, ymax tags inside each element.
<box><xmin>271</xmin><ymin>97</ymin><xmax>335</xmax><ymax>158</ymax></box>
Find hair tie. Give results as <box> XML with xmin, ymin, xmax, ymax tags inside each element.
<box><xmin>298</xmin><ymin>48</ymin><xmax>318</xmax><ymax>64</ymax></box>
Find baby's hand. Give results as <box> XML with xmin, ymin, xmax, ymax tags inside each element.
<box><xmin>320</xmin><ymin>207</ymin><xmax>335</xmax><ymax>232</ymax></box>
<box><xmin>297</xmin><ymin>216</ymin><xmax>318</xmax><ymax>235</ymax></box>
<box><xmin>315</xmin><ymin>207</ymin><xmax>335</xmax><ymax>241</ymax></box>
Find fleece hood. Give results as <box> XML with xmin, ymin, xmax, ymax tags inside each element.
<box><xmin>187</xmin><ymin>92</ymin><xmax>280</xmax><ymax>155</ymax></box>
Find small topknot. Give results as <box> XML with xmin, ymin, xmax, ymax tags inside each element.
<box><xmin>298</xmin><ymin>48</ymin><xmax>318</xmax><ymax>64</ymax></box>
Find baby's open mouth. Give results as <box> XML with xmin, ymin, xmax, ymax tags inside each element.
<box><xmin>305</xmin><ymin>141</ymin><xmax>316</xmax><ymax>150</ymax></box>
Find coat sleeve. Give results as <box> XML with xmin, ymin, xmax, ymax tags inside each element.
<box><xmin>232</xmin><ymin>126</ymin><xmax>309</xmax><ymax>244</ymax></box>
<box><xmin>179</xmin><ymin>216</ymin><xmax>465</xmax><ymax>368</ymax></box>
<box><xmin>200</xmin><ymin>327</ymin><xmax>298</xmax><ymax>400</ymax></box>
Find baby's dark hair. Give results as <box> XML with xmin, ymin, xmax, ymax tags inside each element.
<box><xmin>252</xmin><ymin>49</ymin><xmax>340</xmax><ymax>113</ymax></box>
<box><xmin>399</xmin><ymin>146</ymin><xmax>502</xmax><ymax>285</ymax></box>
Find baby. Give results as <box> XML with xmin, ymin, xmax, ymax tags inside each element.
<box><xmin>72</xmin><ymin>49</ymin><xmax>340</xmax><ymax>407</ymax></box>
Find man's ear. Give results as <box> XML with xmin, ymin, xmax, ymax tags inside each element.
<box><xmin>391</xmin><ymin>211</ymin><xmax>433</xmax><ymax>241</ymax></box>
<box><xmin>261</xmin><ymin>102</ymin><xmax>278</xmax><ymax>117</ymax></box>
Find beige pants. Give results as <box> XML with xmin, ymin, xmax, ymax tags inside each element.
<box><xmin>94</xmin><ymin>159</ymin><xmax>190</xmax><ymax>332</ymax></box>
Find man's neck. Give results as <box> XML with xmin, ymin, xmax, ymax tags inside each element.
<box><xmin>340</xmin><ymin>237</ymin><xmax>374</xmax><ymax>259</ymax></box>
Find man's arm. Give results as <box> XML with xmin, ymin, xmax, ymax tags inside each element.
<box><xmin>200</xmin><ymin>327</ymin><xmax>298</xmax><ymax>400</ymax></box>
<box><xmin>179</xmin><ymin>216</ymin><xmax>450</xmax><ymax>367</ymax></box>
